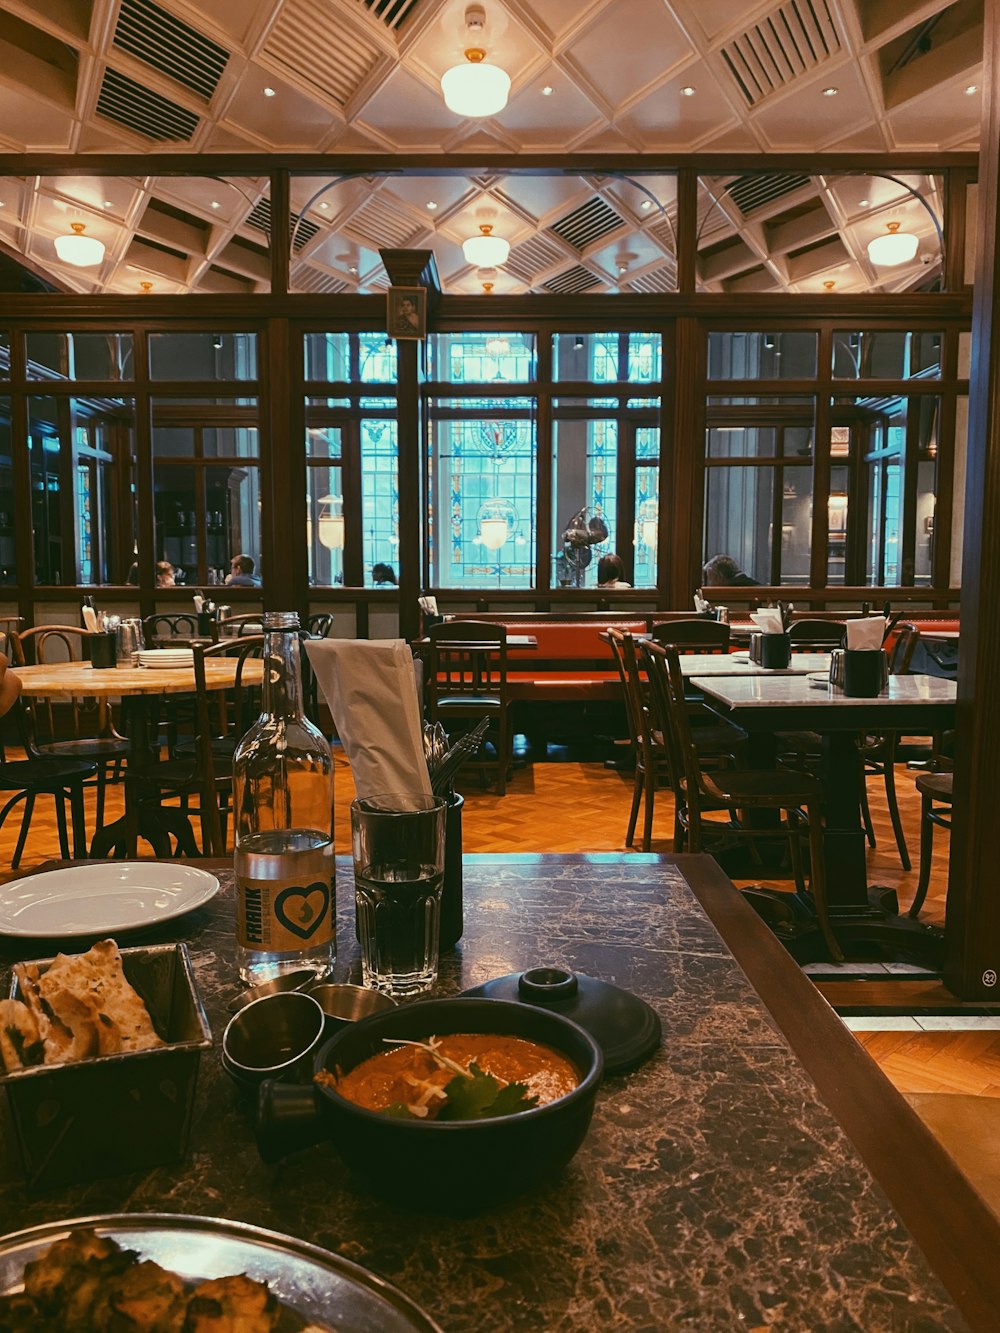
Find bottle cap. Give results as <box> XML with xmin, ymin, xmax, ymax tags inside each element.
<box><xmin>263</xmin><ymin>611</ymin><xmax>300</xmax><ymax>630</ymax></box>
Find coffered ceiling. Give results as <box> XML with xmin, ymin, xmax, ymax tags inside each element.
<box><xmin>0</xmin><ymin>0</ymin><xmax>984</xmax><ymax>297</ymax></box>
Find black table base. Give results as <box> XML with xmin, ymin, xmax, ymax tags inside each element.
<box><xmin>741</xmin><ymin>883</ymin><xmax>946</xmax><ymax>966</ymax></box>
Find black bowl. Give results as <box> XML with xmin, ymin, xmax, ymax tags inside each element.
<box><xmin>257</xmin><ymin>997</ymin><xmax>603</xmax><ymax>1207</ymax></box>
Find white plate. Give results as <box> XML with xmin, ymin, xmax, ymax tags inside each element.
<box><xmin>138</xmin><ymin>649</ymin><xmax>194</xmax><ymax>669</ymax></box>
<box><xmin>807</xmin><ymin>671</ymin><xmax>832</xmax><ymax>689</ymax></box>
<box><xmin>732</xmin><ymin>651</ymin><xmax>749</xmax><ymax>660</ymax></box>
<box><xmin>0</xmin><ymin>863</ymin><xmax>220</xmax><ymax>938</ymax></box>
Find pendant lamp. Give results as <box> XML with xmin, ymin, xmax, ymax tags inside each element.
<box><xmin>54</xmin><ymin>222</ymin><xmax>105</xmax><ymax>267</ymax></box>
<box><xmin>463</xmin><ymin>224</ymin><xmax>510</xmax><ymax>267</ymax></box>
<box><xmin>867</xmin><ymin>221</ymin><xmax>918</xmax><ymax>267</ymax></box>
<box><xmin>441</xmin><ymin>7</ymin><xmax>510</xmax><ymax>117</ymax></box>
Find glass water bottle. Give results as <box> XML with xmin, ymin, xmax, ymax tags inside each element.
<box><xmin>233</xmin><ymin>611</ymin><xmax>335</xmax><ymax>985</ymax></box>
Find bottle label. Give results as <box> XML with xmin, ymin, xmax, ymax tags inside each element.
<box><xmin>237</xmin><ymin>873</ymin><xmax>335</xmax><ymax>951</ymax></box>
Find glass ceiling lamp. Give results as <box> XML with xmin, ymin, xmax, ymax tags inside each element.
<box><xmin>463</xmin><ymin>224</ymin><xmax>510</xmax><ymax>267</ymax></box>
<box><xmin>477</xmin><ymin>496</ymin><xmax>519</xmax><ymax>550</ymax></box>
<box><xmin>317</xmin><ymin>494</ymin><xmax>345</xmax><ymax>550</ymax></box>
<box><xmin>54</xmin><ymin>222</ymin><xmax>105</xmax><ymax>267</ymax></box>
<box><xmin>441</xmin><ymin>6</ymin><xmax>510</xmax><ymax>117</ymax></box>
<box><xmin>867</xmin><ymin>221</ymin><xmax>919</xmax><ymax>267</ymax></box>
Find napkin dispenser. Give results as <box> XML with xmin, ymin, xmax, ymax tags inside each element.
<box><xmin>750</xmin><ymin>631</ymin><xmax>790</xmax><ymax>669</ymax></box>
<box><xmin>830</xmin><ymin>647</ymin><xmax>889</xmax><ymax>695</ymax></box>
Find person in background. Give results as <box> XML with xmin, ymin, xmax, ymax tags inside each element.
<box><xmin>155</xmin><ymin>560</ymin><xmax>175</xmax><ymax>587</ymax></box>
<box><xmin>372</xmin><ymin>562</ymin><xmax>397</xmax><ymax>586</ymax></box>
<box><xmin>226</xmin><ymin>554</ymin><xmax>261</xmax><ymax>588</ymax></box>
<box><xmin>702</xmin><ymin>554</ymin><xmax>760</xmax><ymax>587</ymax></box>
<box><xmin>597</xmin><ymin>553</ymin><xmax>631</xmax><ymax>589</ymax></box>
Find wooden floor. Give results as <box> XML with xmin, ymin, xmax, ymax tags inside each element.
<box><xmin>0</xmin><ymin>743</ymin><xmax>977</xmax><ymax>1105</ymax></box>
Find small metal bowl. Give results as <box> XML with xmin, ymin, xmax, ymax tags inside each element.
<box><xmin>221</xmin><ymin>991</ymin><xmax>326</xmax><ymax>1087</ymax></box>
<box><xmin>227</xmin><ymin>968</ymin><xmax>321</xmax><ymax>1014</ymax></box>
<box><xmin>309</xmin><ymin>983</ymin><xmax>397</xmax><ymax>1031</ymax></box>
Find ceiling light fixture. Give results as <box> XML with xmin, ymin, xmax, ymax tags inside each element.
<box><xmin>680</xmin><ymin>85</ymin><xmax>695</xmax><ymax>96</ymax></box>
<box><xmin>139</xmin><ymin>280</ymin><xmax>153</xmax><ymax>293</ymax></box>
<box><xmin>867</xmin><ymin>220</ymin><xmax>919</xmax><ymax>267</ymax></box>
<box><xmin>823</xmin><ymin>279</ymin><xmax>836</xmax><ymax>290</ymax></box>
<box><xmin>822</xmin><ymin>86</ymin><xmax>838</xmax><ymax>96</ymax></box>
<box><xmin>441</xmin><ymin>5</ymin><xmax>510</xmax><ymax>118</ymax></box>
<box><xmin>541</xmin><ymin>85</ymin><xmax>553</xmax><ymax>96</ymax></box>
<box><xmin>426</xmin><ymin>201</ymin><xmax>438</xmax><ymax>210</ymax></box>
<box><xmin>858</xmin><ymin>198</ymin><xmax>870</xmax><ymax>208</ymax></box>
<box><xmin>966</xmin><ymin>84</ymin><xmax>979</xmax><ymax>95</ymax></box>
<box><xmin>482</xmin><ymin>280</ymin><xmax>495</xmax><ymax>294</ymax></box>
<box><xmin>54</xmin><ymin>222</ymin><xmax>105</xmax><ymax>267</ymax></box>
<box><xmin>463</xmin><ymin>223</ymin><xmax>510</xmax><ymax>267</ymax></box>
<box><xmin>263</xmin><ymin>86</ymin><xmax>276</xmax><ymax>97</ymax></box>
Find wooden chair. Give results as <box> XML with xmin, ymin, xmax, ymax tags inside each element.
<box><xmin>908</xmin><ymin>766</ymin><xmax>954</xmax><ymax>920</ymax></box>
<box><xmin>655</xmin><ymin>640</ymin><xmax>842</xmax><ymax>962</ymax></box>
<box><xmin>220</xmin><ymin>612</ymin><xmax>265</xmax><ymax>637</ymax></box>
<box><xmin>143</xmin><ymin>612</ymin><xmax>204</xmax><ymax>645</ymax></box>
<box><xmin>787</xmin><ymin>619</ymin><xmax>847</xmax><ymax>650</ymax></box>
<box><xmin>606</xmin><ymin>628</ymin><xmax>672</xmax><ymax>851</ymax></box>
<box><xmin>305</xmin><ymin>613</ymin><xmax>334</xmax><ymax>638</ymax></box>
<box><xmin>10</xmin><ymin>625</ymin><xmax>130</xmax><ymax>830</ymax></box>
<box><xmin>428</xmin><ymin>621</ymin><xmax>510</xmax><ymax>795</ymax></box>
<box><xmin>0</xmin><ymin>699</ymin><xmax>96</xmax><ymax>867</ymax></box>
<box><xmin>650</xmin><ymin>619</ymin><xmax>730</xmax><ymax>652</ymax></box>
<box><xmin>857</xmin><ymin>624</ymin><xmax>922</xmax><ymax>870</ymax></box>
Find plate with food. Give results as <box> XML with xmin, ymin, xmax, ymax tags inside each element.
<box><xmin>0</xmin><ymin>863</ymin><xmax>220</xmax><ymax>938</ymax></box>
<box><xmin>0</xmin><ymin>1216</ymin><xmax>442</xmax><ymax>1332</ymax></box>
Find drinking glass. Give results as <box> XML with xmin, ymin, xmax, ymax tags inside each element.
<box><xmin>350</xmin><ymin>792</ymin><xmax>447</xmax><ymax>997</ymax></box>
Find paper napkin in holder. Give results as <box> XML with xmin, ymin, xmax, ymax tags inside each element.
<box><xmin>750</xmin><ymin>610</ymin><xmax>784</xmax><ymax>635</ymax></box>
<box><xmin>846</xmin><ymin>617</ymin><xmax>886</xmax><ymax>650</ymax></box>
<box><xmin>305</xmin><ymin>639</ymin><xmax>432</xmax><ymax>798</ymax></box>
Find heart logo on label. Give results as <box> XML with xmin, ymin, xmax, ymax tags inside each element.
<box><xmin>274</xmin><ymin>881</ymin><xmax>330</xmax><ymax>940</ymax></box>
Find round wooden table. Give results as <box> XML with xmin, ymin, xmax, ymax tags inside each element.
<box><xmin>12</xmin><ymin>659</ymin><xmax>265</xmax><ymax>856</ymax></box>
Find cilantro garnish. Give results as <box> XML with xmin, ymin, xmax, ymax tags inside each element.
<box><xmin>381</xmin><ymin>1039</ymin><xmax>539</xmax><ymax>1122</ymax></box>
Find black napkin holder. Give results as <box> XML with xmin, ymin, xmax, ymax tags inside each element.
<box><xmin>843</xmin><ymin>648</ymin><xmax>888</xmax><ymax>697</ymax></box>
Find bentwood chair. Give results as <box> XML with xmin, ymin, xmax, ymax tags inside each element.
<box><xmin>10</xmin><ymin>624</ymin><xmax>130</xmax><ymax>830</ymax></box>
<box><xmin>0</xmin><ymin>699</ymin><xmax>96</xmax><ymax>867</ymax></box>
<box><xmin>305</xmin><ymin>613</ymin><xmax>334</xmax><ymax>638</ymax></box>
<box><xmin>908</xmin><ymin>767</ymin><xmax>954</xmax><ymax>920</ymax></box>
<box><xmin>653</xmin><ymin>640</ymin><xmax>842</xmax><ymax>962</ymax></box>
<box><xmin>143</xmin><ymin>613</ymin><xmax>206</xmax><ymax>645</ymax></box>
<box><xmin>606</xmin><ymin>628</ymin><xmax>672</xmax><ymax>851</ymax></box>
<box><xmin>428</xmin><ymin>621</ymin><xmax>510</xmax><ymax>795</ymax></box>
<box><xmin>650</xmin><ymin>619</ymin><xmax>731</xmax><ymax>652</ymax></box>
<box><xmin>787</xmin><ymin>619</ymin><xmax>847</xmax><ymax>650</ymax></box>
<box><xmin>857</xmin><ymin>624</ymin><xmax>922</xmax><ymax>869</ymax></box>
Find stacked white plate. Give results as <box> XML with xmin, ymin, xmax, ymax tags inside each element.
<box><xmin>137</xmin><ymin>647</ymin><xmax>195</xmax><ymax>669</ymax></box>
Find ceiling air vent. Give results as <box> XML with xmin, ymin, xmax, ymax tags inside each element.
<box><xmin>549</xmin><ymin>198</ymin><xmax>627</xmax><ymax>252</ymax></box>
<box><xmin>262</xmin><ymin>0</ymin><xmax>381</xmax><ymax>108</ymax></box>
<box><xmin>347</xmin><ymin>197</ymin><xmax>421</xmax><ymax>250</ymax></box>
<box><xmin>543</xmin><ymin>266</ymin><xmax>602</xmax><ymax>295</ymax></box>
<box><xmin>113</xmin><ymin>0</ymin><xmax>229</xmax><ymax>100</ymax></box>
<box><xmin>295</xmin><ymin>267</ymin><xmax>350</xmax><ymax>294</ymax></box>
<box><xmin>246</xmin><ymin>200</ymin><xmax>320</xmax><ymax>252</ymax></box>
<box><xmin>96</xmin><ymin>67</ymin><xmax>200</xmax><ymax>141</ymax></box>
<box><xmin>357</xmin><ymin>0</ymin><xmax>420</xmax><ymax>30</ymax></box>
<box><xmin>505</xmin><ymin>234</ymin><xmax>566</xmax><ymax>284</ymax></box>
<box><xmin>727</xmin><ymin>172</ymin><xmax>811</xmax><ymax>217</ymax></box>
<box><xmin>627</xmin><ymin>263</ymin><xmax>677</xmax><ymax>294</ymax></box>
<box><xmin>720</xmin><ymin>0</ymin><xmax>841</xmax><ymax>107</ymax></box>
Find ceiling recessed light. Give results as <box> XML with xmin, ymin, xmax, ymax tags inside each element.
<box><xmin>426</xmin><ymin>201</ymin><xmax>438</xmax><ymax>210</ymax></box>
<box><xmin>858</xmin><ymin>198</ymin><xmax>870</xmax><ymax>208</ymax></box>
<box><xmin>263</xmin><ymin>86</ymin><xmax>276</xmax><ymax>97</ymax></box>
<box><xmin>103</xmin><ymin>200</ymin><xmax>113</xmax><ymax>209</ymax></box>
<box><xmin>641</xmin><ymin>200</ymin><xmax>652</xmax><ymax>210</ymax></box>
<box><xmin>966</xmin><ymin>84</ymin><xmax>980</xmax><ymax>95</ymax></box>
<box><xmin>211</xmin><ymin>200</ymin><xmax>220</xmax><ymax>209</ymax></box>
<box><xmin>348</xmin><ymin>265</ymin><xmax>358</xmax><ymax>275</ymax></box>
<box><xmin>680</xmin><ymin>85</ymin><xmax>695</xmax><ymax>97</ymax></box>
<box><xmin>541</xmin><ymin>85</ymin><xmax>553</xmax><ymax>96</ymax></box>
<box><xmin>822</xmin><ymin>86</ymin><xmax>838</xmax><ymax>97</ymax></box>
<box><xmin>319</xmin><ymin>201</ymin><xmax>329</xmax><ymax>210</ymax></box>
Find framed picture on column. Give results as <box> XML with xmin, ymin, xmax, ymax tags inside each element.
<box><xmin>387</xmin><ymin>285</ymin><xmax>426</xmax><ymax>340</ymax></box>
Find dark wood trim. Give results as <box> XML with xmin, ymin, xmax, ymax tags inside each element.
<box><xmin>668</xmin><ymin>316</ymin><xmax>703</xmax><ymax>605</ymax></box>
<box><xmin>944</xmin><ymin>166</ymin><xmax>972</xmax><ymax>293</ymax></box>
<box><xmin>945</xmin><ymin>0</ymin><xmax>1000</xmax><ymax>999</ymax></box>
<box><xmin>269</xmin><ymin>169</ymin><xmax>290</xmax><ymax>298</ymax></box>
<box><xmin>396</xmin><ymin>339</ymin><xmax>421</xmax><ymax>642</ymax></box>
<box><xmin>676</xmin><ymin>168</ymin><xmax>698</xmax><ymax>294</ymax></box>
<box><xmin>933</xmin><ymin>331</ymin><xmax>959</xmax><ymax>589</ymax></box>
<box><xmin>0</xmin><ymin>152</ymin><xmax>977</xmax><ymax>176</ymax></box>
<box><xmin>261</xmin><ymin>317</ymin><xmax>297</xmax><ymax>613</ymax></box>
<box><xmin>684</xmin><ymin>852</ymin><xmax>1000</xmax><ymax>1333</ymax></box>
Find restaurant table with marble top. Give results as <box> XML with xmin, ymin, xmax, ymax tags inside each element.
<box><xmin>689</xmin><ymin>673</ymin><xmax>957</xmax><ymax>965</ymax></box>
<box><xmin>1</xmin><ymin>853</ymin><xmax>996</xmax><ymax>1331</ymax></box>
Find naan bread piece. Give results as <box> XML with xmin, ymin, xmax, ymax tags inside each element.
<box><xmin>0</xmin><ymin>998</ymin><xmax>44</xmax><ymax>1071</ymax></box>
<box><xmin>38</xmin><ymin>987</ymin><xmax>101</xmax><ymax>1064</ymax></box>
<box><xmin>37</xmin><ymin>939</ymin><xmax>162</xmax><ymax>1054</ymax></box>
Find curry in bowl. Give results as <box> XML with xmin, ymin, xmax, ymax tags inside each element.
<box><xmin>319</xmin><ymin>1032</ymin><xmax>581</xmax><ymax>1121</ymax></box>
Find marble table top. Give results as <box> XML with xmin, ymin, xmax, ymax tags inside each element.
<box><xmin>0</xmin><ymin>854</ymin><xmax>973</xmax><ymax>1332</ymax></box>
<box><xmin>679</xmin><ymin>651</ymin><xmax>831</xmax><ymax>676</ymax></box>
<box><xmin>691</xmin><ymin>671</ymin><xmax>958</xmax><ymax>709</ymax></box>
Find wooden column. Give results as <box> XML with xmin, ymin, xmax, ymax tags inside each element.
<box><xmin>944</xmin><ymin>6</ymin><xmax>1000</xmax><ymax>998</ymax></box>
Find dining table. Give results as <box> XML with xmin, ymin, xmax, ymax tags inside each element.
<box><xmin>0</xmin><ymin>852</ymin><xmax>996</xmax><ymax>1331</ymax></box>
<box><xmin>688</xmin><ymin>672</ymin><xmax>957</xmax><ymax>964</ymax></box>
<box><xmin>11</xmin><ymin>658</ymin><xmax>264</xmax><ymax>857</ymax></box>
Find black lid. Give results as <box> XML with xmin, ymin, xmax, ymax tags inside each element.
<box><xmin>460</xmin><ymin>967</ymin><xmax>660</xmax><ymax>1074</ymax></box>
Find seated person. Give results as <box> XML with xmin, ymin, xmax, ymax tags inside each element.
<box><xmin>702</xmin><ymin>553</ymin><xmax>760</xmax><ymax>587</ymax></box>
<box><xmin>372</xmin><ymin>562</ymin><xmax>397</xmax><ymax>587</ymax></box>
<box><xmin>596</xmin><ymin>553</ymin><xmax>631</xmax><ymax>589</ymax></box>
<box><xmin>155</xmin><ymin>560</ymin><xmax>175</xmax><ymax>587</ymax></box>
<box><xmin>226</xmin><ymin>554</ymin><xmax>261</xmax><ymax>587</ymax></box>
